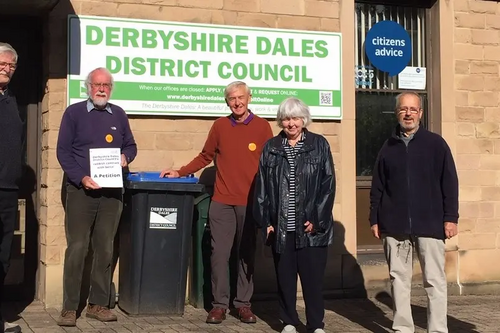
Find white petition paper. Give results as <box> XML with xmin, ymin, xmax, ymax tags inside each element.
<box><xmin>89</xmin><ymin>148</ymin><xmax>123</xmax><ymax>188</ymax></box>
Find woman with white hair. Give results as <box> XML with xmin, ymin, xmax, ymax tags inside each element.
<box><xmin>253</xmin><ymin>97</ymin><xmax>336</xmax><ymax>333</ymax></box>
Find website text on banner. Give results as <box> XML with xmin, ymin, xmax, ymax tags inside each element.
<box><xmin>67</xmin><ymin>16</ymin><xmax>342</xmax><ymax>119</ymax></box>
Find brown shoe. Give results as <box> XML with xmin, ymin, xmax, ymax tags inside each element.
<box><xmin>57</xmin><ymin>310</ymin><xmax>76</xmax><ymax>327</ymax></box>
<box><xmin>206</xmin><ymin>307</ymin><xmax>226</xmax><ymax>324</ymax></box>
<box><xmin>86</xmin><ymin>304</ymin><xmax>117</xmax><ymax>322</ymax></box>
<box><xmin>238</xmin><ymin>307</ymin><xmax>257</xmax><ymax>323</ymax></box>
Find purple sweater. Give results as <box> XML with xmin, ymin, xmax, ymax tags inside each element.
<box><xmin>56</xmin><ymin>100</ymin><xmax>137</xmax><ymax>187</ymax></box>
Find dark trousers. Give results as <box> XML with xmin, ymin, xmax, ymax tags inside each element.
<box><xmin>0</xmin><ymin>189</ymin><xmax>17</xmax><ymax>320</ymax></box>
<box><xmin>62</xmin><ymin>184</ymin><xmax>122</xmax><ymax>311</ymax></box>
<box><xmin>272</xmin><ymin>232</ymin><xmax>328</xmax><ymax>333</ymax></box>
<box><xmin>209</xmin><ymin>200</ymin><xmax>256</xmax><ymax>309</ymax></box>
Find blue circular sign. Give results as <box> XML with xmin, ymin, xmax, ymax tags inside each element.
<box><xmin>365</xmin><ymin>21</ymin><xmax>412</xmax><ymax>77</ymax></box>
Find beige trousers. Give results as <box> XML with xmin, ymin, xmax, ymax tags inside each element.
<box><xmin>383</xmin><ymin>235</ymin><xmax>448</xmax><ymax>333</ymax></box>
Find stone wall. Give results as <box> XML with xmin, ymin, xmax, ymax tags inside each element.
<box><xmin>453</xmin><ymin>0</ymin><xmax>500</xmax><ymax>285</ymax></box>
<box><xmin>38</xmin><ymin>0</ymin><xmax>352</xmax><ymax>308</ymax></box>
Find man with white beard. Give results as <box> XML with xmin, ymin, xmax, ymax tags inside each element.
<box><xmin>56</xmin><ymin>67</ymin><xmax>137</xmax><ymax>326</ymax></box>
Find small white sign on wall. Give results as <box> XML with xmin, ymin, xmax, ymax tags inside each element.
<box><xmin>398</xmin><ymin>66</ymin><xmax>426</xmax><ymax>90</ymax></box>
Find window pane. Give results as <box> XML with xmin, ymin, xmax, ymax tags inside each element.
<box><xmin>355</xmin><ymin>3</ymin><xmax>427</xmax><ymax>90</ymax></box>
<box><xmin>356</xmin><ymin>91</ymin><xmax>428</xmax><ymax>177</ymax></box>
<box><xmin>355</xmin><ymin>2</ymin><xmax>429</xmax><ymax>177</ymax></box>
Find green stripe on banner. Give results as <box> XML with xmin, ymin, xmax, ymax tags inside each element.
<box><xmin>69</xmin><ymin>80</ymin><xmax>341</xmax><ymax>108</ymax></box>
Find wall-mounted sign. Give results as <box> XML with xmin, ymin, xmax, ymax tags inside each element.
<box><xmin>67</xmin><ymin>15</ymin><xmax>343</xmax><ymax>119</ymax></box>
<box><xmin>364</xmin><ymin>20</ymin><xmax>411</xmax><ymax>77</ymax></box>
<box><xmin>398</xmin><ymin>66</ymin><xmax>426</xmax><ymax>90</ymax></box>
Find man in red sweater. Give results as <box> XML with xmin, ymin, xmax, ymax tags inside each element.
<box><xmin>161</xmin><ymin>81</ymin><xmax>273</xmax><ymax>324</ymax></box>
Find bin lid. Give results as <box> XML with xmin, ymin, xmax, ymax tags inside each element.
<box><xmin>128</xmin><ymin>172</ymin><xmax>199</xmax><ymax>183</ymax></box>
<box><xmin>125</xmin><ymin>172</ymin><xmax>205</xmax><ymax>192</ymax></box>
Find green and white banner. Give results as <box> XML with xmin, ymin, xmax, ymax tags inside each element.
<box><xmin>68</xmin><ymin>15</ymin><xmax>342</xmax><ymax>119</ymax></box>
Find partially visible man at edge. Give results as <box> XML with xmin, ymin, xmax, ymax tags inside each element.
<box><xmin>0</xmin><ymin>42</ymin><xmax>23</xmax><ymax>333</ymax></box>
<box><xmin>160</xmin><ymin>81</ymin><xmax>273</xmax><ymax>325</ymax></box>
<box><xmin>369</xmin><ymin>91</ymin><xmax>459</xmax><ymax>333</ymax></box>
<box><xmin>56</xmin><ymin>67</ymin><xmax>137</xmax><ymax>327</ymax></box>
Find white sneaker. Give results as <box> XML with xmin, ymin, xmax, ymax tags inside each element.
<box><xmin>4</xmin><ymin>321</ymin><xmax>21</xmax><ymax>333</ymax></box>
<box><xmin>281</xmin><ymin>325</ymin><xmax>297</xmax><ymax>333</ymax></box>
<box><xmin>313</xmin><ymin>329</ymin><xmax>325</xmax><ymax>333</ymax></box>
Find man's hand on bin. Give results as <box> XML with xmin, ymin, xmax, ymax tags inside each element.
<box><xmin>160</xmin><ymin>169</ymin><xmax>180</xmax><ymax>178</ymax></box>
<box><xmin>81</xmin><ymin>176</ymin><xmax>101</xmax><ymax>190</ymax></box>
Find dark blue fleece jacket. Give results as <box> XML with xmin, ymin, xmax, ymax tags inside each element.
<box><xmin>369</xmin><ymin>126</ymin><xmax>459</xmax><ymax>240</ymax></box>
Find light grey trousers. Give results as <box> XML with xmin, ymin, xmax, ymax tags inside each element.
<box><xmin>383</xmin><ymin>235</ymin><xmax>448</xmax><ymax>333</ymax></box>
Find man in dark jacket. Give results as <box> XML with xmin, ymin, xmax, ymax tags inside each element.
<box><xmin>0</xmin><ymin>42</ymin><xmax>23</xmax><ymax>333</ymax></box>
<box><xmin>369</xmin><ymin>92</ymin><xmax>459</xmax><ymax>333</ymax></box>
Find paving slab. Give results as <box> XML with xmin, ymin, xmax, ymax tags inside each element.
<box><xmin>2</xmin><ymin>295</ymin><xmax>498</xmax><ymax>332</ymax></box>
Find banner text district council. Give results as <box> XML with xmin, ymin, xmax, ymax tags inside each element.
<box><xmin>85</xmin><ymin>25</ymin><xmax>332</xmax><ymax>83</ymax></box>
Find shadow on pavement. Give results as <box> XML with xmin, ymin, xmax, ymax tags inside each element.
<box><xmin>324</xmin><ymin>296</ymin><xmax>393</xmax><ymax>333</ymax></box>
<box><xmin>375</xmin><ymin>292</ymin><xmax>480</xmax><ymax>333</ymax></box>
<box><xmin>322</xmin><ymin>221</ymin><xmax>393</xmax><ymax>333</ymax></box>
<box><xmin>252</xmin><ymin>221</ymin><xmax>370</xmax><ymax>333</ymax></box>
<box><xmin>252</xmin><ymin>299</ymin><xmax>288</xmax><ymax>332</ymax></box>
<box><xmin>251</xmin><ymin>218</ymin><xmax>480</xmax><ymax>333</ymax></box>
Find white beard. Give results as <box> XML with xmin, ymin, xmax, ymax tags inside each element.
<box><xmin>92</xmin><ymin>96</ymin><xmax>109</xmax><ymax>108</ymax></box>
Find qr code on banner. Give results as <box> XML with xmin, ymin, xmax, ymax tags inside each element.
<box><xmin>319</xmin><ymin>91</ymin><xmax>333</xmax><ymax>106</ymax></box>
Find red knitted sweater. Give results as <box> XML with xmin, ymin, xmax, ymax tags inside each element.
<box><xmin>178</xmin><ymin>114</ymin><xmax>273</xmax><ymax>206</ymax></box>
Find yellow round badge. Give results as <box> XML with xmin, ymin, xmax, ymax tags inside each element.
<box><xmin>248</xmin><ymin>143</ymin><xmax>257</xmax><ymax>151</ymax></box>
<box><xmin>105</xmin><ymin>134</ymin><xmax>113</xmax><ymax>143</ymax></box>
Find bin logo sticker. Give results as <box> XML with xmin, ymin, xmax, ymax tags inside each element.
<box><xmin>149</xmin><ymin>207</ymin><xmax>178</xmax><ymax>229</ymax></box>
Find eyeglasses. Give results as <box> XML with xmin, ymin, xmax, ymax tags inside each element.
<box><xmin>226</xmin><ymin>96</ymin><xmax>248</xmax><ymax>103</ymax></box>
<box><xmin>0</xmin><ymin>61</ymin><xmax>17</xmax><ymax>70</ymax></box>
<box><xmin>90</xmin><ymin>83</ymin><xmax>112</xmax><ymax>89</ymax></box>
<box><xmin>398</xmin><ymin>107</ymin><xmax>421</xmax><ymax>114</ymax></box>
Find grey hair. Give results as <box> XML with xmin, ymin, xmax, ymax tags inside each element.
<box><xmin>85</xmin><ymin>67</ymin><xmax>114</xmax><ymax>94</ymax></box>
<box><xmin>276</xmin><ymin>97</ymin><xmax>312</xmax><ymax>128</ymax></box>
<box><xmin>224</xmin><ymin>81</ymin><xmax>251</xmax><ymax>99</ymax></box>
<box><xmin>395</xmin><ymin>91</ymin><xmax>423</xmax><ymax>112</ymax></box>
<box><xmin>0</xmin><ymin>42</ymin><xmax>18</xmax><ymax>62</ymax></box>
